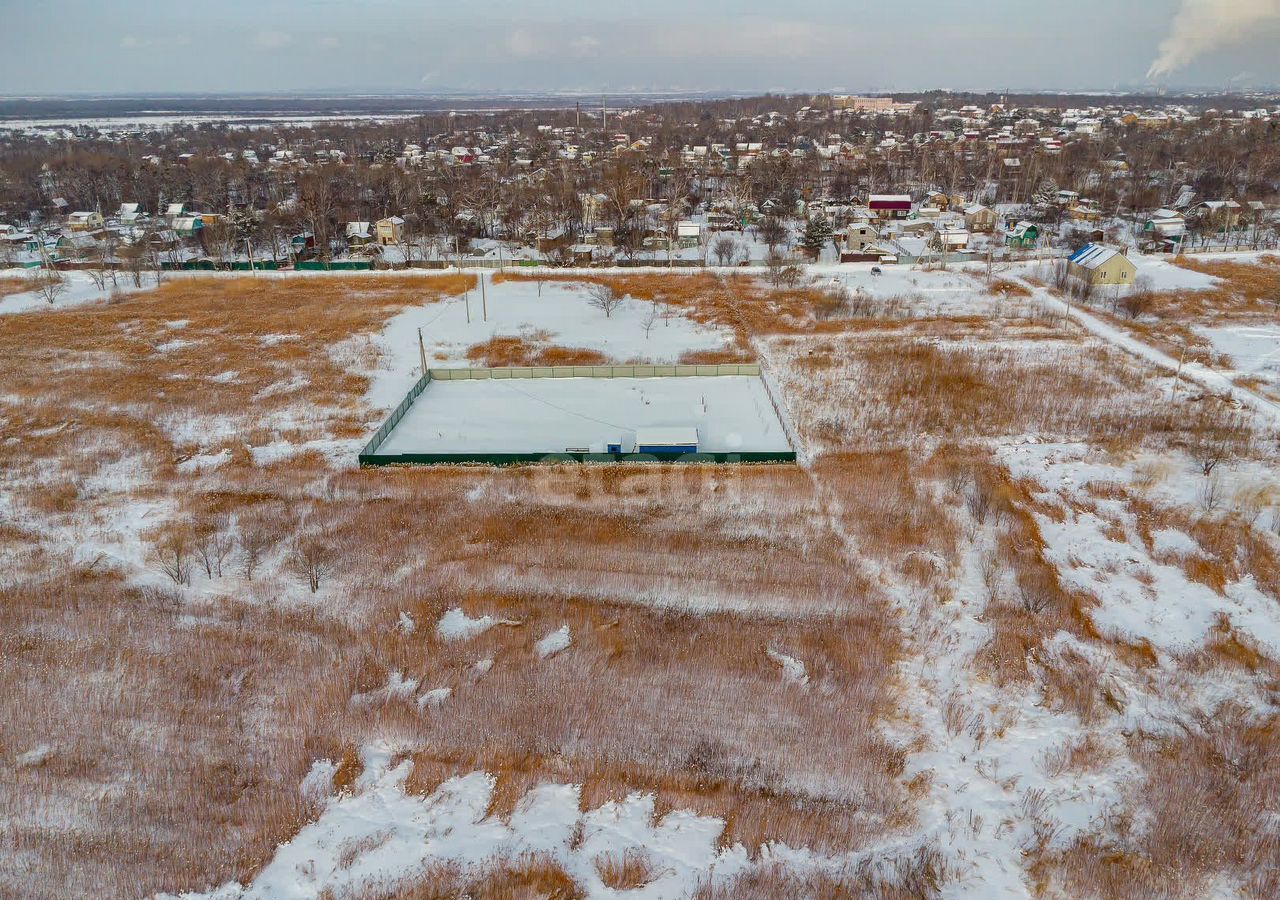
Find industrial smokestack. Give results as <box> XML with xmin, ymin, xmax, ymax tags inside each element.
<box><xmin>1147</xmin><ymin>0</ymin><xmax>1280</xmax><ymax>80</ymax></box>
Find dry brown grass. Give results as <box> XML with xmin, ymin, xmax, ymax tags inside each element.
<box><xmin>6</xmin><ymin>265</ymin><xmax>1275</xmax><ymax>898</ymax></box>
<box><xmin>363</xmin><ymin>856</ymin><xmax>582</xmax><ymax>899</ymax></box>
<box><xmin>0</xmin><ymin>283</ymin><xmax>915</xmax><ymax>896</ymax></box>
<box><xmin>594</xmin><ymin>849</ymin><xmax>655</xmax><ymax>889</ymax></box>
<box><xmin>768</xmin><ymin>327</ymin><xmax>1187</xmax><ymax>455</ymax></box>
<box><xmin>0</xmin><ymin>273</ymin><xmax>473</xmax><ymax>467</ymax></box>
<box><xmin>464</xmin><ymin>335</ymin><xmax>608</xmax><ymax>367</ymax></box>
<box><xmin>988</xmin><ymin>278</ymin><xmax>1033</xmax><ymax>298</ymax></box>
<box><xmin>696</xmin><ymin>849</ymin><xmax>951</xmax><ymax>899</ymax></box>
<box><xmin>0</xmin><ymin>275</ymin><xmax>31</xmax><ymax>299</ymax></box>
<box><xmin>1088</xmin><ymin>259</ymin><xmax>1280</xmax><ymax>372</ymax></box>
<box><xmin>1038</xmin><ymin>707</ymin><xmax>1280</xmax><ymax>899</ymax></box>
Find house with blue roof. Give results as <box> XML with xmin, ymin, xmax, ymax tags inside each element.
<box><xmin>1067</xmin><ymin>243</ymin><xmax>1136</xmax><ymax>288</ymax></box>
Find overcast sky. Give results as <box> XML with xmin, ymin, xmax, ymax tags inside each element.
<box><xmin>3</xmin><ymin>0</ymin><xmax>1280</xmax><ymax>95</ymax></box>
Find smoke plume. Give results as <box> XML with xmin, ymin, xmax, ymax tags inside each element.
<box><xmin>1147</xmin><ymin>0</ymin><xmax>1280</xmax><ymax>80</ymax></box>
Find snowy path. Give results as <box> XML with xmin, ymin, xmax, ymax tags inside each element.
<box><xmin>1024</xmin><ymin>281</ymin><xmax>1280</xmax><ymax>425</ymax></box>
<box><xmin>801</xmin><ymin>464</ymin><xmax>1098</xmax><ymax>897</ymax></box>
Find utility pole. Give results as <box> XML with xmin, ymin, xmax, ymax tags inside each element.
<box><xmin>480</xmin><ymin>271</ymin><xmax>487</xmax><ymax>321</ymax></box>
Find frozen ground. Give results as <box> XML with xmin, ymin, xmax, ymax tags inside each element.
<box><xmin>0</xmin><ymin>270</ymin><xmax>143</xmax><ymax>314</ymax></box>
<box><xmin>1197</xmin><ymin>323</ymin><xmax>1280</xmax><ymax>389</ymax></box>
<box><xmin>374</xmin><ymin>375</ymin><xmax>791</xmax><ymax>455</ymax></box>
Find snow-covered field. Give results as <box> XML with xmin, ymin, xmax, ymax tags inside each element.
<box><xmin>1198</xmin><ymin>324</ymin><xmax>1280</xmax><ymax>389</ymax></box>
<box><xmin>5</xmin><ymin>263</ymin><xmax>1280</xmax><ymax>899</ymax></box>
<box><xmin>374</xmin><ymin>375</ymin><xmax>791</xmax><ymax>455</ymax></box>
<box><xmin>0</xmin><ymin>270</ymin><xmax>142</xmax><ymax>314</ymax></box>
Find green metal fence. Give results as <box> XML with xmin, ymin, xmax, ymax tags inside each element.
<box><xmin>359</xmin><ymin>372</ymin><xmax>432</xmax><ymax>459</ymax></box>
<box><xmin>360</xmin><ymin>450</ymin><xmax>796</xmax><ymax>466</ymax></box>
<box><xmin>296</xmin><ymin>260</ymin><xmax>373</xmax><ymax>271</ymax></box>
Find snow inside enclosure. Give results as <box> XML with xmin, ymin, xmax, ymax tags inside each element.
<box><xmin>374</xmin><ymin>375</ymin><xmax>792</xmax><ymax>455</ymax></box>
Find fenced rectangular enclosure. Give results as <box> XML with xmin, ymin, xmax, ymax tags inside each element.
<box><xmin>359</xmin><ymin>364</ymin><xmax>796</xmax><ymax>465</ymax></box>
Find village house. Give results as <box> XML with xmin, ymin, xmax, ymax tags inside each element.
<box><xmin>532</xmin><ymin>228</ymin><xmax>572</xmax><ymax>255</ymax></box>
<box><xmin>1067</xmin><ymin>243</ymin><xmax>1136</xmax><ymax>288</ymax></box>
<box><xmin>867</xmin><ymin>194</ymin><xmax>912</xmax><ymax>220</ymax></box>
<box><xmin>171</xmin><ymin>216</ymin><xmax>204</xmax><ymax>238</ymax></box>
<box><xmin>676</xmin><ymin>221</ymin><xmax>703</xmax><ymax>247</ymax></box>
<box><xmin>67</xmin><ymin>210</ymin><xmax>105</xmax><ymax>231</ymax></box>
<box><xmin>1005</xmin><ymin>221</ymin><xmax>1039</xmax><ymax>249</ymax></box>
<box><xmin>1144</xmin><ymin>208</ymin><xmax>1186</xmax><ymax>244</ymax></box>
<box><xmin>840</xmin><ymin>223</ymin><xmax>879</xmax><ymax>253</ymax></box>
<box><xmin>1192</xmin><ymin>200</ymin><xmax>1243</xmax><ymax>232</ymax></box>
<box><xmin>928</xmin><ymin>228</ymin><xmax>970</xmax><ymax>253</ymax></box>
<box><xmin>346</xmin><ymin>222</ymin><xmax>373</xmax><ymax>246</ymax></box>
<box><xmin>1068</xmin><ymin>200</ymin><xmax>1103</xmax><ymax>223</ymax></box>
<box><xmin>375</xmin><ymin>216</ymin><xmax>405</xmax><ymax>246</ymax></box>
<box><xmin>963</xmin><ymin>204</ymin><xmax>997</xmax><ymax>233</ymax></box>
<box><xmin>900</xmin><ymin>219</ymin><xmax>935</xmax><ymax>237</ymax></box>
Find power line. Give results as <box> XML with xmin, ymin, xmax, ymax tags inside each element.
<box><xmin>495</xmin><ymin>378</ymin><xmax>630</xmax><ymax>432</ymax></box>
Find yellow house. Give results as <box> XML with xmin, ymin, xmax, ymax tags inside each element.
<box><xmin>375</xmin><ymin>216</ymin><xmax>405</xmax><ymax>245</ymax></box>
<box><xmin>67</xmin><ymin>210</ymin><xmax>105</xmax><ymax>231</ymax></box>
<box><xmin>1067</xmin><ymin>244</ymin><xmax>1136</xmax><ymax>287</ymax></box>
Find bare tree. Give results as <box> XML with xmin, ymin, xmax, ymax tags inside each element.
<box><xmin>30</xmin><ymin>268</ymin><xmax>67</xmax><ymax>305</ymax></box>
<box><xmin>238</xmin><ymin>519</ymin><xmax>276</xmax><ymax>581</ymax></box>
<box><xmin>711</xmin><ymin>235</ymin><xmax>742</xmax><ymax>267</ymax></box>
<box><xmin>151</xmin><ymin>528</ymin><xmax>193</xmax><ymax>586</ymax></box>
<box><xmin>1187</xmin><ymin>403</ymin><xmax>1251</xmax><ymax>477</ymax></box>
<box><xmin>756</xmin><ymin>216</ymin><xmax>788</xmax><ymax>254</ymax></box>
<box><xmin>82</xmin><ymin>242</ymin><xmax>109</xmax><ymax>290</ymax></box>
<box><xmin>765</xmin><ymin>249</ymin><xmax>789</xmax><ymax>287</ymax></box>
<box><xmin>288</xmin><ymin>537</ymin><xmax>337</xmax><ymax>593</ymax></box>
<box><xmin>641</xmin><ymin>299</ymin><xmax>660</xmax><ymax>338</ymax></box>
<box><xmin>585</xmin><ymin>282</ymin><xmax>625</xmax><ymax>318</ymax></box>
<box><xmin>194</xmin><ymin>525</ymin><xmax>236</xmax><ymax>579</ymax></box>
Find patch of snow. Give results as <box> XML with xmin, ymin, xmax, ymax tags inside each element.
<box><xmin>0</xmin><ymin>271</ymin><xmax>145</xmax><ymax>315</ymax></box>
<box><xmin>350</xmin><ymin>671</ymin><xmax>420</xmax><ymax>708</ymax></box>
<box><xmin>416</xmin><ymin>687</ymin><xmax>452</xmax><ymax>709</ymax></box>
<box><xmin>161</xmin><ymin>741</ymin><xmax>751</xmax><ymax>900</ymax></box>
<box><xmin>1151</xmin><ymin>527</ymin><xmax>1202</xmax><ymax>557</ymax></box>
<box><xmin>366</xmin><ymin>276</ymin><xmax>734</xmax><ymax>410</ymax></box>
<box><xmin>248</xmin><ymin>441</ymin><xmax>298</xmax><ymax>467</ymax></box>
<box><xmin>535</xmin><ymin>625</ymin><xmax>571</xmax><ymax>659</ymax></box>
<box><xmin>15</xmin><ymin>744</ymin><xmax>53</xmax><ymax>768</ymax></box>
<box><xmin>436</xmin><ymin>607</ymin><xmax>494</xmax><ymax>642</ymax></box>
<box><xmin>766</xmin><ymin>648</ymin><xmax>809</xmax><ymax>685</ymax></box>
<box><xmin>253</xmin><ymin>375</ymin><xmax>310</xmax><ymax>401</ymax></box>
<box><xmin>299</xmin><ymin>759</ymin><xmax>337</xmax><ymax>805</ymax></box>
<box><xmin>258</xmin><ymin>333</ymin><xmax>300</xmax><ymax>347</ymax></box>
<box><xmin>1197</xmin><ymin>324</ymin><xmax>1280</xmax><ymax>389</ymax></box>
<box><xmin>176</xmin><ymin>449</ymin><xmax>232</xmax><ymax>474</ymax></box>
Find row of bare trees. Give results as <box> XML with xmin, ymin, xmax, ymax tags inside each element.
<box><xmin>150</xmin><ymin>516</ymin><xmax>336</xmax><ymax>593</ymax></box>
